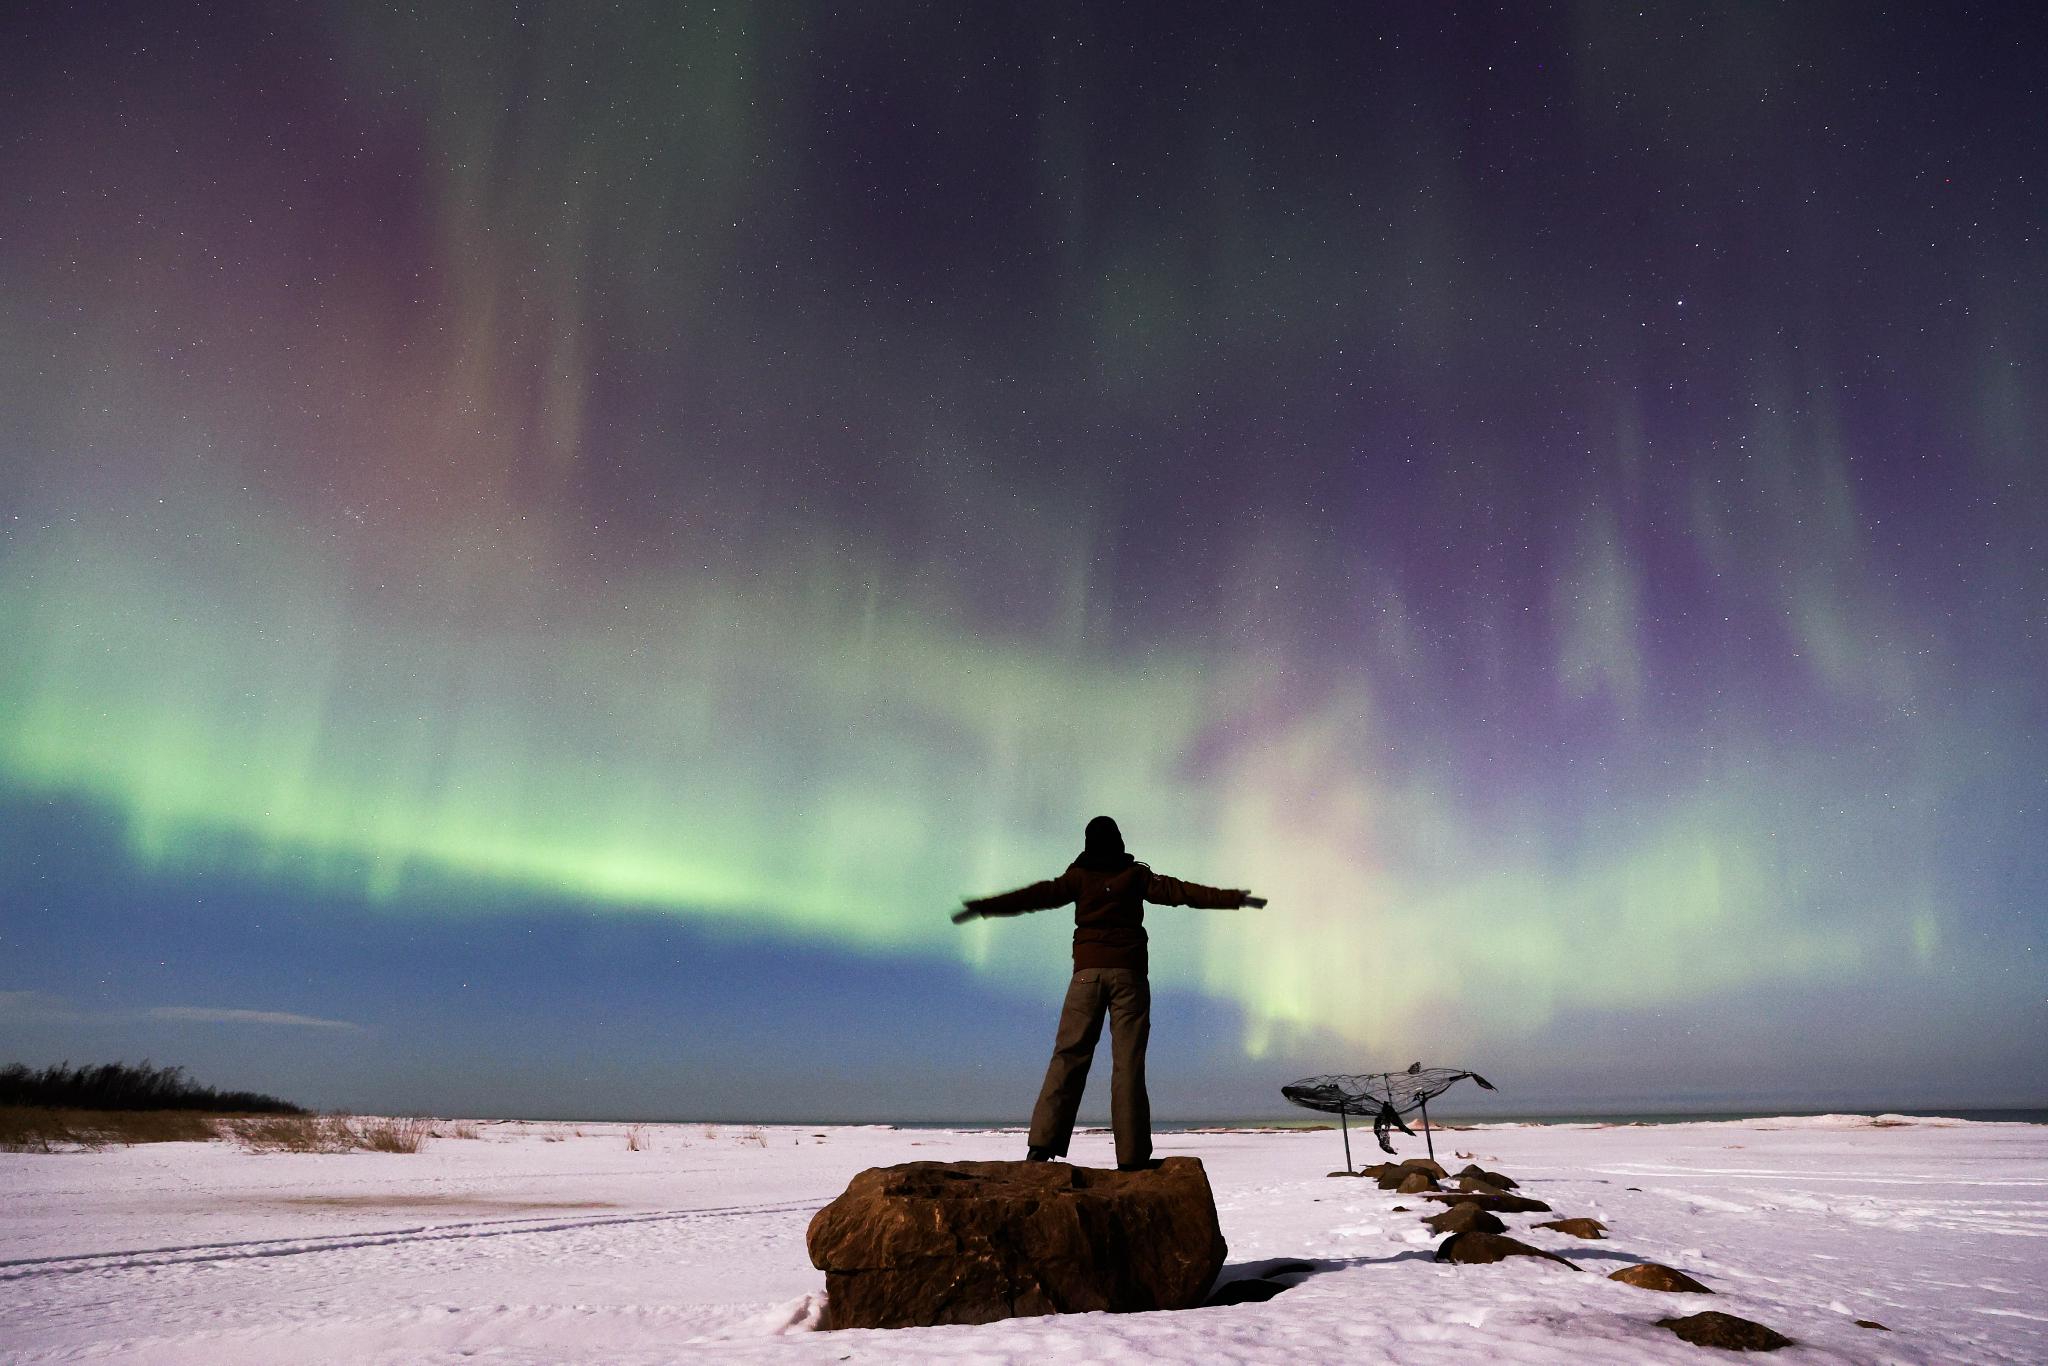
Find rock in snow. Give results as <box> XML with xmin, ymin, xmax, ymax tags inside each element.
<box><xmin>1422</xmin><ymin>1200</ymin><xmax>1506</xmax><ymax>1236</ymax></box>
<box><xmin>1455</xmin><ymin>1163</ymin><xmax>1519</xmax><ymax>1189</ymax></box>
<box><xmin>1657</xmin><ymin>1310</ymin><xmax>1794</xmax><ymax>1350</ymax></box>
<box><xmin>1434</xmin><ymin>1230</ymin><xmax>1579</xmax><ymax>1269</ymax></box>
<box><xmin>805</xmin><ymin>1157</ymin><xmax>1227</xmax><ymax>1329</ymax></box>
<box><xmin>1422</xmin><ymin>1188</ymin><xmax>1553</xmax><ymax>1214</ymax></box>
<box><xmin>1366</xmin><ymin>1158</ymin><xmax>1448</xmax><ymax>1184</ymax></box>
<box><xmin>1533</xmin><ymin>1217</ymin><xmax>1607</xmax><ymax>1239</ymax></box>
<box><xmin>1610</xmin><ymin>1261</ymin><xmax>1713</xmax><ymax>1293</ymax></box>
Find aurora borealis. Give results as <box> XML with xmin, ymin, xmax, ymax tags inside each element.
<box><xmin>2</xmin><ymin>3</ymin><xmax>2042</xmax><ymax>1119</ymax></box>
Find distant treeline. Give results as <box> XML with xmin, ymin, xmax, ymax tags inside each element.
<box><xmin>0</xmin><ymin>1061</ymin><xmax>304</xmax><ymax>1114</ymax></box>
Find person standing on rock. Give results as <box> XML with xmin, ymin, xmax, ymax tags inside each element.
<box><xmin>951</xmin><ymin>815</ymin><xmax>1265</xmax><ymax>1172</ymax></box>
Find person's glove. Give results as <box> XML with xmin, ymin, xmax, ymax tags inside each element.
<box><xmin>1243</xmin><ymin>895</ymin><xmax>1268</xmax><ymax>909</ymax></box>
<box><xmin>951</xmin><ymin>904</ymin><xmax>982</xmax><ymax>924</ymax></box>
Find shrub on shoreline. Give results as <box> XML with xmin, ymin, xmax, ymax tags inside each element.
<box><xmin>1</xmin><ymin>1061</ymin><xmax>301</xmax><ymax>1115</ymax></box>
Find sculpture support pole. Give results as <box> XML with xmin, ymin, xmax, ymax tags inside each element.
<box><xmin>1339</xmin><ymin>1107</ymin><xmax>1353</xmax><ymax>1173</ymax></box>
<box><xmin>1418</xmin><ymin>1096</ymin><xmax>1435</xmax><ymax>1162</ymax></box>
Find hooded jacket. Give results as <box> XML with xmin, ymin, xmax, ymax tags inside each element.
<box><xmin>964</xmin><ymin>859</ymin><xmax>1250</xmax><ymax>971</ymax></box>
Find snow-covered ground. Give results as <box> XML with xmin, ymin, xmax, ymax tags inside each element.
<box><xmin>2</xmin><ymin>1115</ymin><xmax>2042</xmax><ymax>1363</ymax></box>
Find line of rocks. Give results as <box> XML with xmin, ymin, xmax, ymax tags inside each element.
<box><xmin>1332</xmin><ymin>1156</ymin><xmax>1812</xmax><ymax>1352</ymax></box>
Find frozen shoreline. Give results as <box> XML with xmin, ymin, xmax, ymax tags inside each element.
<box><xmin>4</xmin><ymin>1115</ymin><xmax>2044</xmax><ymax>1362</ymax></box>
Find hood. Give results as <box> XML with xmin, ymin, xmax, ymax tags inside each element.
<box><xmin>1074</xmin><ymin>815</ymin><xmax>1135</xmax><ymax>873</ymax></box>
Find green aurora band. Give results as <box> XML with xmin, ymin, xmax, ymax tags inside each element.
<box><xmin>0</xmin><ymin>464</ymin><xmax>1955</xmax><ymax>1057</ymax></box>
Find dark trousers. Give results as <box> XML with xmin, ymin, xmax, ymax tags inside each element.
<box><xmin>1027</xmin><ymin>967</ymin><xmax>1151</xmax><ymax>1167</ymax></box>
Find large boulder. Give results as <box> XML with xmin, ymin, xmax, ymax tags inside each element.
<box><xmin>806</xmin><ymin>1157</ymin><xmax>1227</xmax><ymax>1330</ymax></box>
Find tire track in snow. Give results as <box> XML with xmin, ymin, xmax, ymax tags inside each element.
<box><xmin>0</xmin><ymin>1197</ymin><xmax>830</xmax><ymax>1282</ymax></box>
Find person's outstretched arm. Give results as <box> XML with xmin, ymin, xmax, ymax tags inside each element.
<box><xmin>952</xmin><ymin>869</ymin><xmax>1080</xmax><ymax>923</ymax></box>
<box><xmin>1144</xmin><ymin>872</ymin><xmax>1264</xmax><ymax>909</ymax></box>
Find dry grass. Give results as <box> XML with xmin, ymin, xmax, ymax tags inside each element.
<box><xmin>739</xmin><ymin>1126</ymin><xmax>768</xmax><ymax>1148</ymax></box>
<box><xmin>1</xmin><ymin>1107</ymin><xmax>221</xmax><ymax>1152</ymax></box>
<box><xmin>354</xmin><ymin>1116</ymin><xmax>433</xmax><ymax>1152</ymax></box>
<box><xmin>626</xmin><ymin>1124</ymin><xmax>649</xmax><ymax>1151</ymax></box>
<box><xmin>229</xmin><ymin>1114</ymin><xmax>434</xmax><ymax>1154</ymax></box>
<box><xmin>3</xmin><ymin>1105</ymin><xmax>437</xmax><ymax>1156</ymax></box>
<box><xmin>444</xmin><ymin>1120</ymin><xmax>481</xmax><ymax>1140</ymax></box>
<box><xmin>229</xmin><ymin>1114</ymin><xmax>352</xmax><ymax>1153</ymax></box>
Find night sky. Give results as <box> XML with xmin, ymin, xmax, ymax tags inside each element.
<box><xmin>2</xmin><ymin>3</ymin><xmax>2042</xmax><ymax>1121</ymax></box>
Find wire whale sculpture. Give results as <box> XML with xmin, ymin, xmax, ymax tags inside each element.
<box><xmin>1282</xmin><ymin>1063</ymin><xmax>1496</xmax><ymax>1169</ymax></box>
